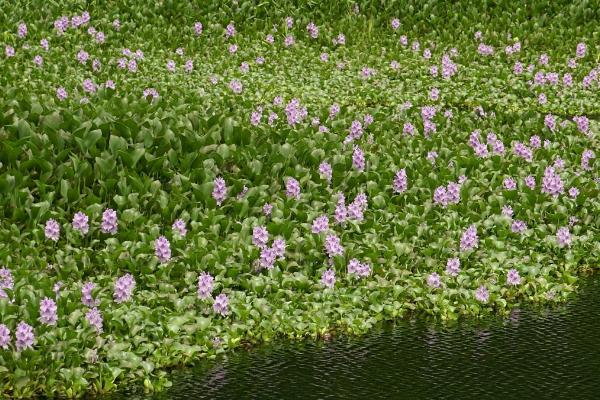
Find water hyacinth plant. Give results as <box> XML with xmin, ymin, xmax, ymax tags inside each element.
<box><xmin>0</xmin><ymin>0</ymin><xmax>599</xmax><ymax>397</ymax></box>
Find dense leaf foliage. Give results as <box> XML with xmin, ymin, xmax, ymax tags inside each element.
<box><xmin>0</xmin><ymin>0</ymin><xmax>598</xmax><ymax>397</ymax></box>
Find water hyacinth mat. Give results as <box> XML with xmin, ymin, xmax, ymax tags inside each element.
<box><xmin>0</xmin><ymin>0</ymin><xmax>599</xmax><ymax>397</ymax></box>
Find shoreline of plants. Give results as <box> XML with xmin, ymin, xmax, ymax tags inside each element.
<box><xmin>1</xmin><ymin>0</ymin><xmax>599</xmax><ymax>397</ymax></box>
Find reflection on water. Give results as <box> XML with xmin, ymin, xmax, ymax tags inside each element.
<box><xmin>114</xmin><ymin>277</ymin><xmax>600</xmax><ymax>399</ymax></box>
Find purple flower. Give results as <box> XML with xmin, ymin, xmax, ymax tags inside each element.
<box><xmin>348</xmin><ymin>120</ymin><xmax>363</xmax><ymax>141</ymax></box>
<box><xmin>213</xmin><ymin>177</ymin><xmax>228</xmax><ymax>205</ymax></box>
<box><xmin>127</xmin><ymin>59</ymin><xmax>138</xmax><ymax>73</ymax></box>
<box><xmin>334</xmin><ymin>193</ymin><xmax>347</xmax><ymax>224</ymax></box>
<box><xmin>347</xmin><ymin>201</ymin><xmax>364</xmax><ymax>222</ymax></box>
<box><xmin>286</xmin><ymin>16</ymin><xmax>293</xmax><ymax>28</ymax></box>
<box><xmin>56</xmin><ymin>87</ymin><xmax>68</xmax><ymax>101</ymax></box>
<box><xmin>113</xmin><ymin>273</ymin><xmax>135</xmax><ymax>303</ymax></box>
<box><xmin>155</xmin><ymin>236</ymin><xmax>171</xmax><ymax>263</ymax></box>
<box><xmin>321</xmin><ymin>269</ymin><xmax>336</xmax><ymax>289</ymax></box>
<box><xmin>324</xmin><ymin>234</ymin><xmax>344</xmax><ymax>258</ymax></box>
<box><xmin>348</xmin><ymin>259</ymin><xmax>371</xmax><ymax>278</ymax></box>
<box><xmin>446</xmin><ymin>258</ymin><xmax>460</xmax><ymax>276</ymax></box>
<box><xmin>40</xmin><ymin>38</ymin><xmax>49</xmax><ymax>51</ymax></box>
<box><xmin>347</xmin><ymin>259</ymin><xmax>361</xmax><ymax>274</ymax></box>
<box><xmin>503</xmin><ymin>177</ymin><xmax>517</xmax><ymax>190</ymax></box>
<box><xmin>556</xmin><ymin>227</ymin><xmax>571</xmax><ymax>247</ymax></box>
<box><xmin>513</xmin><ymin>61</ymin><xmax>523</xmax><ymax>74</ymax></box>
<box><xmin>113</xmin><ymin>19</ymin><xmax>121</xmax><ymax>30</ymax></box>
<box><xmin>172</xmin><ymin>219</ymin><xmax>187</xmax><ymax>237</ymax></box>
<box><xmin>284</xmin><ymin>35</ymin><xmax>295</xmax><ymax>47</ymax></box>
<box><xmin>39</xmin><ymin>297</ymin><xmax>58</xmax><ymax>326</ymax></box>
<box><xmin>252</xmin><ymin>226</ymin><xmax>269</xmax><ymax>249</ymax></box>
<box><xmin>194</xmin><ymin>22</ymin><xmax>203</xmax><ymax>36</ymax></box>
<box><xmin>538</xmin><ymin>93</ymin><xmax>547</xmax><ymax>104</ymax></box>
<box><xmin>530</xmin><ymin>135</ymin><xmax>542</xmax><ymax>149</ymax></box>
<box><xmin>352</xmin><ymin>146</ymin><xmax>365</xmax><ymax>172</ymax></box>
<box><xmin>197</xmin><ymin>272</ymin><xmax>214</xmax><ymax>299</ymax></box>
<box><xmin>250</xmin><ymin>109</ymin><xmax>262</xmax><ymax>126</ymax></box>
<box><xmin>166</xmin><ymin>60</ymin><xmax>176</xmax><ymax>72</ymax></box>
<box><xmin>391</xmin><ymin>18</ymin><xmax>400</xmax><ymax>30</ymax></box>
<box><xmin>45</xmin><ymin>219</ymin><xmax>60</xmax><ymax>241</ymax></box>
<box><xmin>101</xmin><ymin>209</ymin><xmax>118</xmax><ymax>234</ymax></box>
<box><xmin>285</xmin><ymin>99</ymin><xmax>308</xmax><ymax>126</ymax></box>
<box><xmin>92</xmin><ymin>58</ymin><xmax>102</xmax><ymax>72</ymax></box>
<box><xmin>306</xmin><ymin>22</ymin><xmax>319</xmax><ymax>38</ymax></box>
<box><xmin>433</xmin><ymin>186</ymin><xmax>448</xmax><ymax>207</ymax></box>
<box><xmin>184</xmin><ymin>59</ymin><xmax>194</xmax><ymax>73</ymax></box>
<box><xmin>511</xmin><ymin>220</ymin><xmax>527</xmax><ymax>233</ymax></box>
<box><xmin>272</xmin><ymin>238</ymin><xmax>286</xmax><ymax>259</ymax></box>
<box><xmin>312</xmin><ymin>215</ymin><xmax>329</xmax><ymax>234</ymax></box>
<box><xmin>82</xmin><ymin>79</ymin><xmax>96</xmax><ymax>94</ymax></box>
<box><xmin>319</xmin><ymin>161</ymin><xmax>333</xmax><ymax>183</ymax></box>
<box><xmin>427</xmin><ymin>151</ymin><xmax>438</xmax><ymax>164</ymax></box>
<box><xmin>403</xmin><ymin>122</ymin><xmax>415</xmax><ymax>136</ymax></box>
<box><xmin>576</xmin><ymin>42</ymin><xmax>586</xmax><ymax>58</ymax></box>
<box><xmin>524</xmin><ymin>175</ymin><xmax>536</xmax><ymax>189</ymax></box>
<box><xmin>268</xmin><ymin>112</ymin><xmax>278</xmax><ymax>125</ymax></box>
<box><xmin>53</xmin><ymin>282</ymin><xmax>63</xmax><ymax>297</ymax></box>
<box><xmin>474</xmin><ymin>286</ymin><xmax>489</xmax><ymax>303</ymax></box>
<box><xmin>77</xmin><ymin>49</ymin><xmax>89</xmax><ymax>64</ymax></box>
<box><xmin>143</xmin><ymin>88</ymin><xmax>159</xmax><ymax>99</ymax></box>
<box><xmin>263</xmin><ymin>203</ymin><xmax>273</xmax><ymax>216</ymax></box>
<box><xmin>477</xmin><ymin>43</ymin><xmax>494</xmax><ymax>56</ymax></box>
<box><xmin>17</xmin><ymin>22</ymin><xmax>27</xmax><ymax>38</ymax></box>
<box><xmin>15</xmin><ymin>321</ymin><xmax>34</xmax><ymax>351</ymax></box>
<box><xmin>507</xmin><ymin>269</ymin><xmax>521</xmax><ymax>286</ymax></box>
<box><xmin>573</xmin><ymin>115</ymin><xmax>590</xmax><ymax>134</ymax></box>
<box><xmin>213</xmin><ymin>293</ymin><xmax>229</xmax><ymax>316</ymax></box>
<box><xmin>329</xmin><ymin>103</ymin><xmax>340</xmax><ymax>119</ymax></box>
<box><xmin>427</xmin><ymin>273</ymin><xmax>441</xmax><ymax>288</ymax></box>
<box><xmin>72</xmin><ymin>212</ymin><xmax>89</xmax><ymax>234</ymax></box>
<box><xmin>568</xmin><ymin>187</ymin><xmax>579</xmax><ymax>199</ymax></box>
<box><xmin>225</xmin><ymin>23</ymin><xmax>236</xmax><ymax>38</ymax></box>
<box><xmin>259</xmin><ymin>247</ymin><xmax>276</xmax><ymax>270</ymax></box>
<box><xmin>393</xmin><ymin>169</ymin><xmax>408</xmax><ymax>194</ymax></box>
<box><xmin>541</xmin><ymin>167</ymin><xmax>564</xmax><ymax>197</ymax></box>
<box><xmin>229</xmin><ymin>79</ymin><xmax>243</xmax><ymax>94</ymax></box>
<box><xmin>82</xmin><ymin>282</ymin><xmax>99</xmax><ymax>307</ymax></box>
<box><xmin>266</xmin><ymin>34</ymin><xmax>274</xmax><ymax>44</ymax></box>
<box><xmin>581</xmin><ymin>149</ymin><xmax>595</xmax><ymax>170</ymax></box>
<box><xmin>460</xmin><ymin>225</ymin><xmax>478</xmax><ymax>252</ymax></box>
<box><xmin>85</xmin><ymin>307</ymin><xmax>103</xmax><ymax>333</ymax></box>
<box><xmin>285</xmin><ymin>178</ymin><xmax>301</xmax><ymax>199</ymax></box>
<box><xmin>0</xmin><ymin>268</ymin><xmax>14</xmax><ymax>291</ymax></box>
<box><xmin>0</xmin><ymin>324</ymin><xmax>10</xmax><ymax>349</ymax></box>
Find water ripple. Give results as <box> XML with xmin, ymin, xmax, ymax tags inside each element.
<box><xmin>114</xmin><ymin>277</ymin><xmax>600</xmax><ymax>400</ymax></box>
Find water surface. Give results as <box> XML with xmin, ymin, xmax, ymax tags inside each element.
<box><xmin>118</xmin><ymin>276</ymin><xmax>600</xmax><ymax>399</ymax></box>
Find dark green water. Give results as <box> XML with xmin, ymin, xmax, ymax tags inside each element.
<box><xmin>117</xmin><ymin>276</ymin><xmax>600</xmax><ymax>399</ymax></box>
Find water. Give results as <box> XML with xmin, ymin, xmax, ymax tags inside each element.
<box><xmin>120</xmin><ymin>276</ymin><xmax>600</xmax><ymax>399</ymax></box>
